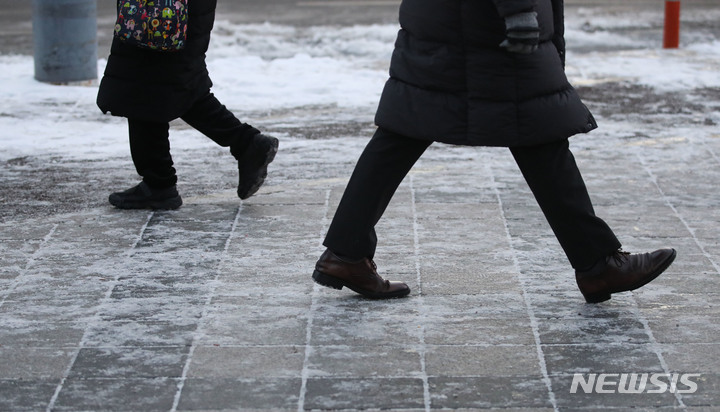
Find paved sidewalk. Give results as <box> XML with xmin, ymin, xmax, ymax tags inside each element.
<box><xmin>1</xmin><ymin>1</ymin><xmax>720</xmax><ymax>411</ymax></box>
<box><xmin>1</xmin><ymin>130</ymin><xmax>719</xmax><ymax>410</ymax></box>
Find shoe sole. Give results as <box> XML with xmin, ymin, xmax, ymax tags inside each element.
<box><xmin>312</xmin><ymin>270</ymin><xmax>411</xmax><ymax>299</ymax></box>
<box><xmin>582</xmin><ymin>248</ymin><xmax>677</xmax><ymax>303</ymax></box>
<box><xmin>238</xmin><ymin>138</ymin><xmax>279</xmax><ymax>200</ymax></box>
<box><xmin>109</xmin><ymin>195</ymin><xmax>183</xmax><ymax>210</ymax></box>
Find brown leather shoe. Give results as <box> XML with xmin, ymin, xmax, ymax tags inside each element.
<box><xmin>576</xmin><ymin>248</ymin><xmax>677</xmax><ymax>303</ymax></box>
<box><xmin>312</xmin><ymin>249</ymin><xmax>411</xmax><ymax>299</ymax></box>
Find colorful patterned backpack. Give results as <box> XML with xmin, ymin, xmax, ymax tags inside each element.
<box><xmin>114</xmin><ymin>0</ymin><xmax>188</xmax><ymax>52</ymax></box>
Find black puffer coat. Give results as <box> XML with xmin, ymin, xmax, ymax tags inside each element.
<box><xmin>97</xmin><ymin>0</ymin><xmax>216</xmax><ymax>122</ymax></box>
<box><xmin>375</xmin><ymin>0</ymin><xmax>597</xmax><ymax>147</ymax></box>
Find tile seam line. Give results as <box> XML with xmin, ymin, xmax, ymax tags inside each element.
<box><xmin>297</xmin><ymin>188</ymin><xmax>331</xmax><ymax>412</ymax></box>
<box><xmin>28</xmin><ymin>341</ymin><xmax>686</xmax><ymax>351</ymax></box>
<box><xmin>4</xmin><ymin>374</ymin><xmax>558</xmax><ymax>382</ymax></box>
<box><xmin>699</xmin><ymin>137</ymin><xmax>720</xmax><ymax>165</ymax></box>
<box><xmin>0</xmin><ymin>222</ymin><xmax>58</xmax><ymax>310</ymax></box>
<box><xmin>410</xmin><ymin>174</ymin><xmax>432</xmax><ymax>412</ymax></box>
<box><xmin>45</xmin><ymin>211</ymin><xmax>155</xmax><ymax>412</ymax></box>
<box><xmin>636</xmin><ymin>151</ymin><xmax>708</xmax><ymax>409</ymax></box>
<box><xmin>488</xmin><ymin>157</ymin><xmax>559</xmax><ymax>412</ymax></box>
<box><xmin>636</xmin><ymin>152</ymin><xmax>719</xmax><ymax>275</ymax></box>
<box><xmin>628</xmin><ymin>298</ymin><xmax>688</xmax><ymax>409</ymax></box>
<box><xmin>169</xmin><ymin>204</ymin><xmax>244</xmax><ymax>412</ymax></box>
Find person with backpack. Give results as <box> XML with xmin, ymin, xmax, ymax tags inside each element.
<box><xmin>98</xmin><ymin>0</ymin><xmax>278</xmax><ymax>210</ymax></box>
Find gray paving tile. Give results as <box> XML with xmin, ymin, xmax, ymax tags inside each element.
<box><xmin>82</xmin><ymin>320</ymin><xmax>199</xmax><ymax>347</ymax></box>
<box><xmin>135</xmin><ymin>229</ymin><xmax>232</xmax><ymax>253</ymax></box>
<box><xmin>645</xmin><ymin>314</ymin><xmax>720</xmax><ymax>344</ymax></box>
<box><xmin>0</xmin><ymin>296</ymin><xmax>102</xmax><ymax>323</ymax></box>
<box><xmin>45</xmin><ymin>213</ymin><xmax>151</xmax><ymax>246</ymax></box>
<box><xmin>529</xmin><ymin>291</ymin><xmax>641</xmax><ymax>319</ymax></box>
<box><xmin>537</xmin><ymin>317</ymin><xmax>650</xmax><ymax>344</ymax></box>
<box><xmin>425</xmin><ymin>345</ymin><xmax>541</xmax><ymax>377</ymax></box>
<box><xmin>550</xmin><ymin>374</ymin><xmax>680</xmax><ymax>409</ymax></box>
<box><xmin>417</xmin><ymin>221</ymin><xmax>510</xmax><ymax>255</ymax></box>
<box><xmin>176</xmin><ymin>378</ymin><xmax>301</xmax><ymax>411</ymax></box>
<box><xmin>414</xmin><ymin>185</ymin><xmax>497</xmax><ymax>205</ymax></box>
<box><xmin>421</xmin><ymin>268</ymin><xmax>523</xmax><ymax>296</ymax></box>
<box><xmin>52</xmin><ymin>377</ymin><xmax>178</xmax><ymax>411</ymax></box>
<box><xmin>0</xmin><ymin>321</ymin><xmax>85</xmax><ymax>348</ymax></box>
<box><xmin>633</xmin><ymin>292</ymin><xmax>720</xmax><ymax>313</ymax></box>
<box><xmin>188</xmin><ymin>346</ymin><xmax>305</xmax><ymax>378</ymax></box>
<box><xmin>429</xmin><ymin>376</ymin><xmax>553</xmax><ymax>409</ymax></box>
<box><xmin>0</xmin><ymin>267</ymin><xmax>21</xmax><ymax>280</ymax></box>
<box><xmin>0</xmin><ymin>239</ymin><xmax>42</xmax><ymax>261</ymax></box>
<box><xmin>0</xmin><ymin>347</ymin><xmax>75</xmax><ymax>379</ymax></box>
<box><xmin>304</xmin><ymin>377</ymin><xmax>425</xmax><ymax>410</ymax></box>
<box><xmin>660</xmin><ymin>343</ymin><xmax>720</xmax><ymax>373</ymax></box>
<box><xmin>9</xmin><ymin>270</ymin><xmax>115</xmax><ymax>299</ymax></box>
<box><xmin>199</xmin><ymin>296</ymin><xmax>309</xmax><ymax>346</ymax></box>
<box><xmin>649</xmin><ymin>272</ymin><xmax>720</xmax><ymax>295</ymax></box>
<box><xmin>552</xmin><ymin>372</ymin><xmax>697</xmax><ymax>410</ymax></box>
<box><xmin>69</xmin><ymin>347</ymin><xmax>190</xmax><ymax>378</ymax></box>
<box><xmin>31</xmin><ymin>241</ymin><xmax>132</xmax><ymax>260</ymax></box>
<box><xmin>421</xmin><ymin>294</ymin><xmax>531</xmax><ymax>319</ymax></box>
<box><xmin>96</xmin><ymin>296</ymin><xmax>207</xmax><ymax>323</ymax></box>
<box><xmin>424</xmin><ymin>316</ymin><xmax>536</xmax><ymax>346</ymax></box>
<box><xmin>310</xmin><ymin>297</ymin><xmax>423</xmax><ymax>347</ymax></box>
<box><xmin>542</xmin><ymin>343</ymin><xmax>665</xmax><ymax>375</ymax></box>
<box><xmin>0</xmin><ymin>380</ymin><xmax>58</xmax><ymax>411</ymax></box>
<box><xmin>106</xmin><ymin>274</ymin><xmax>215</xmax><ymax>300</ymax></box>
<box><xmin>682</xmin><ymin>373</ymin><xmax>720</xmax><ymax>407</ymax></box>
<box><xmin>307</xmin><ymin>345</ymin><xmax>421</xmax><ymax>378</ymax></box>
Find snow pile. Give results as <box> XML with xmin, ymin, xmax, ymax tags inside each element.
<box><xmin>0</xmin><ymin>18</ymin><xmax>718</xmax><ymax>161</ymax></box>
<box><xmin>567</xmin><ymin>43</ymin><xmax>720</xmax><ymax>91</ymax></box>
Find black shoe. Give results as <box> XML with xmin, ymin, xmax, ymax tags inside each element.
<box><xmin>108</xmin><ymin>181</ymin><xmax>182</xmax><ymax>210</ymax></box>
<box><xmin>235</xmin><ymin>133</ymin><xmax>279</xmax><ymax>200</ymax></box>
<box><xmin>575</xmin><ymin>248</ymin><xmax>676</xmax><ymax>303</ymax></box>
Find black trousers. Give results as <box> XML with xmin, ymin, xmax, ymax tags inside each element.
<box><xmin>323</xmin><ymin>127</ymin><xmax>621</xmax><ymax>270</ymax></box>
<box><xmin>128</xmin><ymin>92</ymin><xmax>258</xmax><ymax>188</ymax></box>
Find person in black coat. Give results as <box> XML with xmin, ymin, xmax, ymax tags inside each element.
<box><xmin>97</xmin><ymin>0</ymin><xmax>278</xmax><ymax>210</ymax></box>
<box><xmin>312</xmin><ymin>0</ymin><xmax>676</xmax><ymax>302</ymax></box>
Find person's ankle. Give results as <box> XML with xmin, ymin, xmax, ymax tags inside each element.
<box><xmin>230</xmin><ymin>128</ymin><xmax>261</xmax><ymax>158</ymax></box>
<box><xmin>576</xmin><ymin>255</ymin><xmax>609</xmax><ymax>276</ymax></box>
<box><xmin>330</xmin><ymin>250</ymin><xmax>364</xmax><ymax>263</ymax></box>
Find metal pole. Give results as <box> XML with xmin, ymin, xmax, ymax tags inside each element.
<box><xmin>32</xmin><ymin>0</ymin><xmax>98</xmax><ymax>84</ymax></box>
<box><xmin>663</xmin><ymin>0</ymin><xmax>681</xmax><ymax>49</ymax></box>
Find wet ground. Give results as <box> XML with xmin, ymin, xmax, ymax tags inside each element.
<box><xmin>1</xmin><ymin>1</ymin><xmax>719</xmax><ymax>411</ymax></box>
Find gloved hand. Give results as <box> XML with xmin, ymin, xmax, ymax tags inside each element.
<box><xmin>499</xmin><ymin>11</ymin><xmax>540</xmax><ymax>54</ymax></box>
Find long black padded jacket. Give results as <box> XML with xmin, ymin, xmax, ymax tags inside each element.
<box><xmin>374</xmin><ymin>0</ymin><xmax>597</xmax><ymax>147</ymax></box>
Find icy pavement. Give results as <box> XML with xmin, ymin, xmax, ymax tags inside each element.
<box><xmin>1</xmin><ymin>4</ymin><xmax>720</xmax><ymax>411</ymax></box>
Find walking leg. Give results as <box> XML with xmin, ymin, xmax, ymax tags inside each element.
<box><xmin>510</xmin><ymin>139</ymin><xmax>621</xmax><ymax>270</ymax></box>
<box><xmin>181</xmin><ymin>92</ymin><xmax>277</xmax><ymax>199</ymax></box>
<box><xmin>128</xmin><ymin>118</ymin><xmax>177</xmax><ymax>188</ymax></box>
<box><xmin>324</xmin><ymin>127</ymin><xmax>431</xmax><ymax>259</ymax></box>
<box><xmin>180</xmin><ymin>92</ymin><xmax>259</xmax><ymax>155</ymax></box>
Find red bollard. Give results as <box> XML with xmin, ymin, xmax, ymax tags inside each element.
<box><xmin>663</xmin><ymin>0</ymin><xmax>681</xmax><ymax>48</ymax></box>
